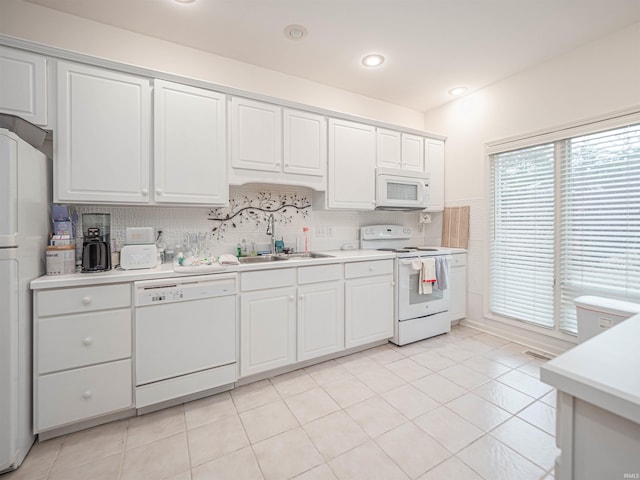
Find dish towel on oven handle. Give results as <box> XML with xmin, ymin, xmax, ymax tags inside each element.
<box><xmin>419</xmin><ymin>257</ymin><xmax>436</xmax><ymax>295</ymax></box>
<box><xmin>435</xmin><ymin>256</ymin><xmax>449</xmax><ymax>290</ymax></box>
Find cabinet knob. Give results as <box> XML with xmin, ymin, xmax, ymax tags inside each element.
<box><xmin>369</xmin><ymin>266</ymin><xmax>375</xmax><ymax>271</ymax></box>
<box><xmin>289</xmin><ymin>295</ymin><xmax>295</xmax><ymax>301</ymax></box>
<box><xmin>82</xmin><ymin>337</ymin><xmax>93</xmax><ymax>346</ymax></box>
<box><xmin>155</xmin><ymin>188</ymin><xmax>162</xmax><ymax>195</ymax></box>
<box><xmin>299</xmin><ymin>294</ymin><xmax>304</xmax><ymax>300</ymax></box>
<box><xmin>82</xmin><ymin>390</ymin><xmax>92</xmax><ymax>400</ymax></box>
<box><xmin>141</xmin><ymin>189</ymin><xmax>149</xmax><ymax>196</ymax></box>
<box><xmin>81</xmin><ymin>296</ymin><xmax>91</xmax><ymax>305</ymax></box>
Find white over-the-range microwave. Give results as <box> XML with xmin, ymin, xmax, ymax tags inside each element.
<box><xmin>375</xmin><ymin>168</ymin><xmax>430</xmax><ymax>210</ymax></box>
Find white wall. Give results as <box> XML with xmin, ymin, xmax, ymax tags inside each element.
<box><xmin>424</xmin><ymin>22</ymin><xmax>640</xmax><ymax>352</ymax></box>
<box><xmin>0</xmin><ymin>0</ymin><xmax>424</xmax><ymax>130</ymax></box>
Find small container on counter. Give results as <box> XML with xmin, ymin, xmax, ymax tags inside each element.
<box><xmin>46</xmin><ymin>245</ymin><xmax>76</xmax><ymax>275</ymax></box>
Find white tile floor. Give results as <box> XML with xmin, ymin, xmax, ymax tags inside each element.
<box><xmin>4</xmin><ymin>325</ymin><xmax>558</xmax><ymax>480</ymax></box>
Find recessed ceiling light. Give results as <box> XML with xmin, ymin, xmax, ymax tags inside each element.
<box><xmin>284</xmin><ymin>24</ymin><xmax>308</xmax><ymax>41</ymax></box>
<box><xmin>448</xmin><ymin>86</ymin><xmax>468</xmax><ymax>96</ymax></box>
<box><xmin>174</xmin><ymin>0</ymin><xmax>196</xmax><ymax>3</ymax></box>
<box><xmin>362</xmin><ymin>54</ymin><xmax>385</xmax><ymax>68</ymax></box>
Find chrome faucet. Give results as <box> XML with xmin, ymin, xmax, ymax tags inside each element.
<box><xmin>266</xmin><ymin>214</ymin><xmax>276</xmax><ymax>254</ymax></box>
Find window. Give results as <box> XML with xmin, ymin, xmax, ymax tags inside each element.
<box><xmin>490</xmin><ymin>119</ymin><xmax>640</xmax><ymax>334</ymax></box>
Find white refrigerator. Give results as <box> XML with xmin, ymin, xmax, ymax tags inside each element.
<box><xmin>0</xmin><ymin>128</ymin><xmax>50</xmax><ymax>472</ymax></box>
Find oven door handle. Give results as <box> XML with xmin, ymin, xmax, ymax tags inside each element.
<box><xmin>399</xmin><ymin>259</ymin><xmax>422</xmax><ymax>266</ymax></box>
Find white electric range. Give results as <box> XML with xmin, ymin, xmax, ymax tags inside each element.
<box><xmin>360</xmin><ymin>225</ymin><xmax>452</xmax><ymax>345</ymax></box>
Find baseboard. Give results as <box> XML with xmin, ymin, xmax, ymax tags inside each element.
<box><xmin>460</xmin><ymin>316</ymin><xmax>576</xmax><ymax>357</ymax></box>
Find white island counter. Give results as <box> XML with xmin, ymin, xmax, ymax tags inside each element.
<box><xmin>540</xmin><ymin>313</ymin><xmax>640</xmax><ymax>480</ymax></box>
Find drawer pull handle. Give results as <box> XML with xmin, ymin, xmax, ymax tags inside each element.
<box><xmin>82</xmin><ymin>337</ymin><xmax>93</xmax><ymax>346</ymax></box>
<box><xmin>82</xmin><ymin>390</ymin><xmax>92</xmax><ymax>400</ymax></box>
<box><xmin>81</xmin><ymin>296</ymin><xmax>91</xmax><ymax>305</ymax></box>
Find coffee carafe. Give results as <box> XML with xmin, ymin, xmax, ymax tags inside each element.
<box><xmin>81</xmin><ymin>213</ymin><xmax>111</xmax><ymax>272</ymax></box>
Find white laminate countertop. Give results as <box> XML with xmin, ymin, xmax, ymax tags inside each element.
<box><xmin>540</xmin><ymin>313</ymin><xmax>640</xmax><ymax>424</ymax></box>
<box><xmin>31</xmin><ymin>249</ymin><xmax>396</xmax><ymax>289</ymax></box>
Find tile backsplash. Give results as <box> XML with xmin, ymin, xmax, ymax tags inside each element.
<box><xmin>72</xmin><ymin>184</ymin><xmax>442</xmax><ymax>256</ymax></box>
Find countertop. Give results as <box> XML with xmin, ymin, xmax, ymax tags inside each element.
<box><xmin>31</xmin><ymin>249</ymin><xmax>396</xmax><ymax>289</ymax></box>
<box><xmin>540</xmin><ymin>313</ymin><xmax>640</xmax><ymax>424</ymax></box>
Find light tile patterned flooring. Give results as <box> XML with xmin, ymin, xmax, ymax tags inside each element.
<box><xmin>4</xmin><ymin>326</ymin><xmax>558</xmax><ymax>480</ymax></box>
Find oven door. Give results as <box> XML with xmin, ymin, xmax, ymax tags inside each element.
<box><xmin>397</xmin><ymin>257</ymin><xmax>450</xmax><ymax>321</ymax></box>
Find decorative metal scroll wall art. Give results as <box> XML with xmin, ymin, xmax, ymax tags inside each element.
<box><xmin>208</xmin><ymin>191</ymin><xmax>311</xmax><ymax>239</ymax></box>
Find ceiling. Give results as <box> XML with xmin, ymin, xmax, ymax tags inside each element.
<box><xmin>24</xmin><ymin>0</ymin><xmax>640</xmax><ymax>112</ymax></box>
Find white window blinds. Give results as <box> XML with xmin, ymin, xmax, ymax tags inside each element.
<box><xmin>490</xmin><ymin>144</ymin><xmax>555</xmax><ymax>328</ymax></box>
<box><xmin>489</xmin><ymin>118</ymin><xmax>640</xmax><ymax>335</ymax></box>
<box><xmin>559</xmin><ymin>124</ymin><xmax>640</xmax><ymax>333</ymax></box>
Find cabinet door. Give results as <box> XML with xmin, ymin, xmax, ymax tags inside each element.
<box><xmin>154</xmin><ymin>80</ymin><xmax>227</xmax><ymax>205</ymax></box>
<box><xmin>328</xmin><ymin>119</ymin><xmax>376</xmax><ymax>210</ymax></box>
<box><xmin>449</xmin><ymin>254</ymin><xmax>467</xmax><ymax>322</ymax></box>
<box><xmin>55</xmin><ymin>61</ymin><xmax>151</xmax><ymax>204</ymax></box>
<box><xmin>283</xmin><ymin>109</ymin><xmax>326</xmax><ymax>176</ymax></box>
<box><xmin>0</xmin><ymin>46</ymin><xmax>47</xmax><ymax>126</ymax></box>
<box><xmin>231</xmin><ymin>97</ymin><xmax>282</xmax><ymax>172</ymax></box>
<box><xmin>376</xmin><ymin>128</ymin><xmax>401</xmax><ymax>169</ymax></box>
<box><xmin>297</xmin><ymin>281</ymin><xmax>344</xmax><ymax>362</ymax></box>
<box><xmin>240</xmin><ymin>287</ymin><xmax>296</xmax><ymax>377</ymax></box>
<box><xmin>345</xmin><ymin>274</ymin><xmax>393</xmax><ymax>348</ymax></box>
<box><xmin>401</xmin><ymin>133</ymin><xmax>424</xmax><ymax>172</ymax></box>
<box><xmin>425</xmin><ymin>139</ymin><xmax>445</xmax><ymax>211</ymax></box>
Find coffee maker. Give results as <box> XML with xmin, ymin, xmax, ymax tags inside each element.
<box><xmin>81</xmin><ymin>213</ymin><xmax>111</xmax><ymax>272</ymax></box>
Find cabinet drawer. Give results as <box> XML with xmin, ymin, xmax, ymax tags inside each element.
<box><xmin>36</xmin><ymin>359</ymin><xmax>132</xmax><ymax>432</ymax></box>
<box><xmin>344</xmin><ymin>259</ymin><xmax>393</xmax><ymax>279</ymax></box>
<box><xmin>38</xmin><ymin>309</ymin><xmax>132</xmax><ymax>374</ymax></box>
<box><xmin>37</xmin><ymin>284</ymin><xmax>131</xmax><ymax>316</ymax></box>
<box><xmin>241</xmin><ymin>268</ymin><xmax>295</xmax><ymax>292</ymax></box>
<box><xmin>298</xmin><ymin>264</ymin><xmax>342</xmax><ymax>284</ymax></box>
<box><xmin>450</xmin><ymin>253</ymin><xmax>467</xmax><ymax>267</ymax></box>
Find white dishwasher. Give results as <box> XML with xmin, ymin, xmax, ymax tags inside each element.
<box><xmin>134</xmin><ymin>273</ymin><xmax>237</xmax><ymax>408</ymax></box>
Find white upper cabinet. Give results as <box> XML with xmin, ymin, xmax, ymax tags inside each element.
<box><xmin>401</xmin><ymin>133</ymin><xmax>425</xmax><ymax>172</ymax></box>
<box><xmin>0</xmin><ymin>46</ymin><xmax>48</xmax><ymax>126</ymax></box>
<box><xmin>231</xmin><ymin>97</ymin><xmax>282</xmax><ymax>172</ymax></box>
<box><xmin>153</xmin><ymin>80</ymin><xmax>227</xmax><ymax>205</ymax></box>
<box><xmin>328</xmin><ymin>118</ymin><xmax>376</xmax><ymax>210</ymax></box>
<box><xmin>229</xmin><ymin>99</ymin><xmax>327</xmax><ymax>190</ymax></box>
<box><xmin>425</xmin><ymin>138</ymin><xmax>445</xmax><ymax>211</ymax></box>
<box><xmin>376</xmin><ymin>129</ymin><xmax>424</xmax><ymax>173</ymax></box>
<box><xmin>283</xmin><ymin>108</ymin><xmax>326</xmax><ymax>177</ymax></box>
<box><xmin>376</xmin><ymin>129</ymin><xmax>402</xmax><ymax>169</ymax></box>
<box><xmin>55</xmin><ymin>61</ymin><xmax>151</xmax><ymax>204</ymax></box>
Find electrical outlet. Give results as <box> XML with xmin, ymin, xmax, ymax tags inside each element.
<box><xmin>326</xmin><ymin>226</ymin><xmax>334</xmax><ymax>237</ymax></box>
<box><xmin>421</xmin><ymin>213</ymin><xmax>432</xmax><ymax>224</ymax></box>
<box><xmin>316</xmin><ymin>226</ymin><xmax>326</xmax><ymax>238</ymax></box>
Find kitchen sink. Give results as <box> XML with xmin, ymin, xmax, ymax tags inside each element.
<box><xmin>238</xmin><ymin>255</ymin><xmax>290</xmax><ymax>264</ymax></box>
<box><xmin>285</xmin><ymin>252</ymin><xmax>334</xmax><ymax>259</ymax></box>
<box><xmin>238</xmin><ymin>252</ymin><xmax>334</xmax><ymax>264</ymax></box>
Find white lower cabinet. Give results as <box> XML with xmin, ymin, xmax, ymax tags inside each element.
<box><xmin>240</xmin><ymin>286</ymin><xmax>297</xmax><ymax>377</ymax></box>
<box><xmin>297</xmin><ymin>264</ymin><xmax>344</xmax><ymax>361</ymax></box>
<box><xmin>344</xmin><ymin>260</ymin><xmax>394</xmax><ymax>348</ymax></box>
<box><xmin>37</xmin><ymin>360</ymin><xmax>132</xmax><ymax>432</ymax></box>
<box><xmin>33</xmin><ymin>283</ymin><xmax>133</xmax><ymax>433</ymax></box>
<box><xmin>449</xmin><ymin>253</ymin><xmax>467</xmax><ymax>322</ymax></box>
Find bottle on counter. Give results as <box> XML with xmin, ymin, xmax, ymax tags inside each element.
<box><xmin>241</xmin><ymin>238</ymin><xmax>248</xmax><ymax>256</ymax></box>
<box><xmin>250</xmin><ymin>241</ymin><xmax>257</xmax><ymax>256</ymax></box>
<box><xmin>236</xmin><ymin>242</ymin><xmax>242</xmax><ymax>257</ymax></box>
